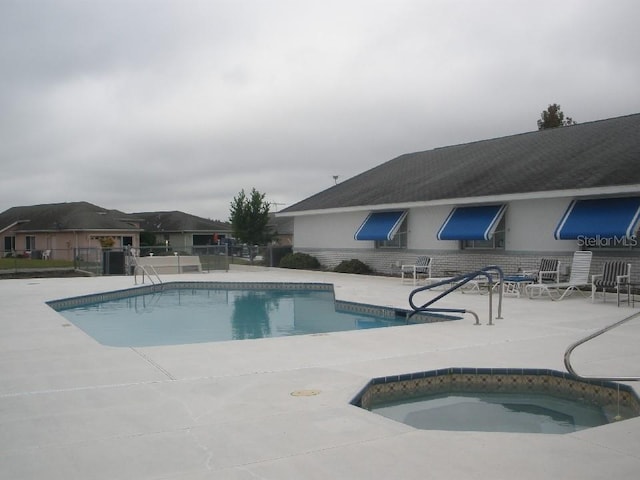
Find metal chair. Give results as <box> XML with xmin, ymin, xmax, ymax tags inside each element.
<box><xmin>591</xmin><ymin>261</ymin><xmax>631</xmax><ymax>303</ymax></box>
<box><xmin>401</xmin><ymin>256</ymin><xmax>432</xmax><ymax>285</ymax></box>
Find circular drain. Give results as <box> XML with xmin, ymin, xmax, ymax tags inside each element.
<box><xmin>290</xmin><ymin>389</ymin><xmax>321</xmax><ymax>397</ymax></box>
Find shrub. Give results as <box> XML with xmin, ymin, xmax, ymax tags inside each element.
<box><xmin>279</xmin><ymin>252</ymin><xmax>321</xmax><ymax>270</ymax></box>
<box><xmin>333</xmin><ymin>259</ymin><xmax>372</xmax><ymax>275</ymax></box>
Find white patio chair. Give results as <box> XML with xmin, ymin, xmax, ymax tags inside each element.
<box><xmin>401</xmin><ymin>256</ymin><xmax>432</xmax><ymax>285</ymax></box>
<box><xmin>526</xmin><ymin>251</ymin><xmax>592</xmax><ymax>301</ymax></box>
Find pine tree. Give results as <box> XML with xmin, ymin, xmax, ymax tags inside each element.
<box><xmin>537</xmin><ymin>103</ymin><xmax>577</xmax><ymax>130</ymax></box>
<box><xmin>229</xmin><ymin>188</ymin><xmax>273</xmax><ymax>250</ymax></box>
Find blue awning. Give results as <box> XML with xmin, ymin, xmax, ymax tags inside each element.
<box><xmin>354</xmin><ymin>211</ymin><xmax>407</xmax><ymax>241</ymax></box>
<box><xmin>437</xmin><ymin>205</ymin><xmax>506</xmax><ymax>241</ymax></box>
<box><xmin>554</xmin><ymin>197</ymin><xmax>640</xmax><ymax>240</ymax></box>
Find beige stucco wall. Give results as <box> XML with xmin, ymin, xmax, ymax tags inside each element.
<box><xmin>2</xmin><ymin>229</ymin><xmax>139</xmax><ymax>261</ymax></box>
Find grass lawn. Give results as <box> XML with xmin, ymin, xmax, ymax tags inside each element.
<box><xmin>0</xmin><ymin>258</ymin><xmax>75</xmax><ymax>270</ymax></box>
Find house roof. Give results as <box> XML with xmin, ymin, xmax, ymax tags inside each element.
<box><xmin>0</xmin><ymin>202</ymin><xmax>142</xmax><ymax>232</ymax></box>
<box><xmin>281</xmin><ymin>113</ymin><xmax>640</xmax><ymax>214</ymax></box>
<box><xmin>133</xmin><ymin>211</ymin><xmax>231</xmax><ymax>233</ymax></box>
<box><xmin>267</xmin><ymin>213</ymin><xmax>293</xmax><ymax>235</ymax></box>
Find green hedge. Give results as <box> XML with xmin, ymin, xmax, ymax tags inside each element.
<box><xmin>278</xmin><ymin>252</ymin><xmax>321</xmax><ymax>270</ymax></box>
<box><xmin>333</xmin><ymin>259</ymin><xmax>372</xmax><ymax>275</ymax></box>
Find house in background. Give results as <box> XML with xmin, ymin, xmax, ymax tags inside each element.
<box><xmin>0</xmin><ymin>202</ymin><xmax>141</xmax><ymax>260</ymax></box>
<box><xmin>278</xmin><ymin>113</ymin><xmax>640</xmax><ymax>281</ymax></box>
<box><xmin>133</xmin><ymin>211</ymin><xmax>232</xmax><ymax>254</ymax></box>
<box><xmin>267</xmin><ymin>213</ymin><xmax>294</xmax><ymax>246</ymax></box>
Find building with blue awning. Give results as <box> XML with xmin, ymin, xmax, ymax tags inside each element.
<box><xmin>278</xmin><ymin>113</ymin><xmax>640</xmax><ymax>280</ymax></box>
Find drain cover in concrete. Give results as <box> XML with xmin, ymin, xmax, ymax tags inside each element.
<box><xmin>290</xmin><ymin>389</ymin><xmax>321</xmax><ymax>397</ymax></box>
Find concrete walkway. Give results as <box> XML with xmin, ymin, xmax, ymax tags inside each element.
<box><xmin>1</xmin><ymin>266</ymin><xmax>640</xmax><ymax>479</ymax></box>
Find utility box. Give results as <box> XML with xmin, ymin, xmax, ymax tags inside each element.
<box><xmin>102</xmin><ymin>250</ymin><xmax>125</xmax><ymax>275</ymax></box>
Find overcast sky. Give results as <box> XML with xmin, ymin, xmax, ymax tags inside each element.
<box><xmin>1</xmin><ymin>0</ymin><xmax>639</xmax><ymax>221</ymax></box>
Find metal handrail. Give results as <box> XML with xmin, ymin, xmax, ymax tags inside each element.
<box><xmin>408</xmin><ymin>266</ymin><xmax>504</xmax><ymax>325</ymax></box>
<box><xmin>132</xmin><ymin>257</ymin><xmax>163</xmax><ymax>285</ymax></box>
<box><xmin>564</xmin><ymin>310</ymin><xmax>640</xmax><ymax>382</ymax></box>
<box><xmin>127</xmin><ymin>249</ymin><xmax>163</xmax><ymax>286</ymax></box>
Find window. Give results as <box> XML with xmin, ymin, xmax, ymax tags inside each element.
<box><xmin>193</xmin><ymin>234</ymin><xmax>214</xmax><ymax>246</ymax></box>
<box><xmin>375</xmin><ymin>216</ymin><xmax>408</xmax><ymax>249</ymax></box>
<box><xmin>25</xmin><ymin>236</ymin><xmax>36</xmax><ymax>251</ymax></box>
<box><xmin>461</xmin><ymin>216</ymin><xmax>505</xmax><ymax>250</ymax></box>
<box><xmin>4</xmin><ymin>236</ymin><xmax>16</xmax><ymax>253</ymax></box>
<box><xmin>437</xmin><ymin>204</ymin><xmax>506</xmax><ymax>250</ymax></box>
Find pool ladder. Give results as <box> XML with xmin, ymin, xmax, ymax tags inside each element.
<box><xmin>408</xmin><ymin>266</ymin><xmax>504</xmax><ymax>326</ymax></box>
<box><xmin>564</xmin><ymin>310</ymin><xmax>640</xmax><ymax>382</ymax></box>
<box><xmin>131</xmin><ymin>256</ymin><xmax>163</xmax><ymax>285</ymax></box>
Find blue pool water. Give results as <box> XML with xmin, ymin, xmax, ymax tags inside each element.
<box><xmin>55</xmin><ymin>287</ymin><xmax>423</xmax><ymax>347</ymax></box>
<box><xmin>372</xmin><ymin>392</ymin><xmax>609</xmax><ymax>434</ymax></box>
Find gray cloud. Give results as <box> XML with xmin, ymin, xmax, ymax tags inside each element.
<box><xmin>1</xmin><ymin>0</ymin><xmax>639</xmax><ymax>220</ymax></box>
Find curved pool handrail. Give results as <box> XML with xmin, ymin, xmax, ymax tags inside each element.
<box><xmin>564</xmin><ymin>310</ymin><xmax>640</xmax><ymax>382</ymax></box>
<box><xmin>408</xmin><ymin>265</ymin><xmax>504</xmax><ymax>325</ymax></box>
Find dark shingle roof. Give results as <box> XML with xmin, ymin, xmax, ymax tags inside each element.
<box><xmin>0</xmin><ymin>201</ymin><xmax>141</xmax><ymax>231</ymax></box>
<box><xmin>282</xmin><ymin>113</ymin><xmax>640</xmax><ymax>213</ymax></box>
<box><xmin>133</xmin><ymin>211</ymin><xmax>231</xmax><ymax>233</ymax></box>
<box><xmin>267</xmin><ymin>213</ymin><xmax>293</xmax><ymax>235</ymax></box>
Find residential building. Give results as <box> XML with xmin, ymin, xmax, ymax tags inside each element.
<box><xmin>0</xmin><ymin>201</ymin><xmax>142</xmax><ymax>261</ymax></box>
<box><xmin>133</xmin><ymin>211</ymin><xmax>232</xmax><ymax>253</ymax></box>
<box><xmin>267</xmin><ymin>213</ymin><xmax>294</xmax><ymax>246</ymax></box>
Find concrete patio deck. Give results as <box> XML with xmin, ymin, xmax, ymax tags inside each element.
<box><xmin>2</xmin><ymin>265</ymin><xmax>640</xmax><ymax>479</ymax></box>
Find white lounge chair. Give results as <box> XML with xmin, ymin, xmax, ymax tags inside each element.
<box><xmin>591</xmin><ymin>261</ymin><xmax>631</xmax><ymax>303</ymax></box>
<box><xmin>526</xmin><ymin>251</ymin><xmax>592</xmax><ymax>301</ymax></box>
<box><xmin>401</xmin><ymin>256</ymin><xmax>432</xmax><ymax>285</ymax></box>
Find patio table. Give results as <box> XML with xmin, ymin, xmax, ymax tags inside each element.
<box><xmin>500</xmin><ymin>274</ymin><xmax>535</xmax><ymax>298</ymax></box>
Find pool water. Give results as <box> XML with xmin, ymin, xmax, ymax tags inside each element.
<box><xmin>372</xmin><ymin>392</ymin><xmax>609</xmax><ymax>434</ymax></box>
<box><xmin>56</xmin><ymin>288</ymin><xmax>415</xmax><ymax>347</ymax></box>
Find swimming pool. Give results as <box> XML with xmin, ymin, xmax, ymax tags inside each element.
<box><xmin>48</xmin><ymin>282</ymin><xmax>458</xmax><ymax>347</ymax></box>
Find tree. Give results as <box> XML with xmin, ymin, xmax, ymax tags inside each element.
<box><xmin>229</xmin><ymin>188</ymin><xmax>273</xmax><ymax>248</ymax></box>
<box><xmin>537</xmin><ymin>103</ymin><xmax>577</xmax><ymax>130</ymax></box>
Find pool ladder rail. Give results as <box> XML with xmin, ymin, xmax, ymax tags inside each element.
<box><xmin>564</xmin><ymin>310</ymin><xmax>640</xmax><ymax>382</ymax></box>
<box><xmin>408</xmin><ymin>266</ymin><xmax>504</xmax><ymax>326</ymax></box>
<box><xmin>131</xmin><ymin>256</ymin><xmax>163</xmax><ymax>285</ymax></box>
<box><xmin>134</xmin><ymin>264</ymin><xmax>163</xmax><ymax>285</ymax></box>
